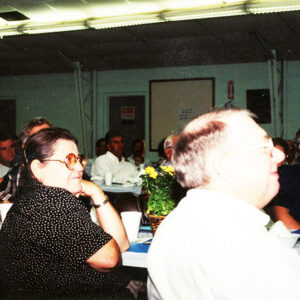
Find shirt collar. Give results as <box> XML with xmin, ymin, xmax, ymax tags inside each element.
<box><xmin>107</xmin><ymin>151</ymin><xmax>125</xmax><ymax>162</ymax></box>
<box><xmin>186</xmin><ymin>188</ymin><xmax>270</xmax><ymax>227</ymax></box>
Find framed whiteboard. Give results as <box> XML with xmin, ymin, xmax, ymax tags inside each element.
<box><xmin>149</xmin><ymin>78</ymin><xmax>215</xmax><ymax>151</ymax></box>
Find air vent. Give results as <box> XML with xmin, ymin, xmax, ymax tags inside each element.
<box><xmin>0</xmin><ymin>11</ymin><xmax>29</xmax><ymax>21</ymax></box>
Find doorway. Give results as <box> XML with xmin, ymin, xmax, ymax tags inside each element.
<box><xmin>109</xmin><ymin>95</ymin><xmax>145</xmax><ymax>157</ymax></box>
<box><xmin>0</xmin><ymin>100</ymin><xmax>16</xmax><ymax>136</ymax></box>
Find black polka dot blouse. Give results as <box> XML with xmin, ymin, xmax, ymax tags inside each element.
<box><xmin>0</xmin><ymin>179</ymin><xmax>128</xmax><ymax>298</ymax></box>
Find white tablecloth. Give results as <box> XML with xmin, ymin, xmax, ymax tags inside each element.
<box><xmin>93</xmin><ymin>180</ymin><xmax>142</xmax><ymax>195</ymax></box>
<box><xmin>122</xmin><ymin>230</ymin><xmax>152</xmax><ymax>268</ymax></box>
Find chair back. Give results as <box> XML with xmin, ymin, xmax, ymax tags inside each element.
<box><xmin>105</xmin><ymin>192</ymin><xmax>141</xmax><ymax>214</ymax></box>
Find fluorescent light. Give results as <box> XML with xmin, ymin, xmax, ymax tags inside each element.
<box><xmin>162</xmin><ymin>6</ymin><xmax>247</xmax><ymax>21</ymax></box>
<box><xmin>246</xmin><ymin>2</ymin><xmax>300</xmax><ymax>14</ymax></box>
<box><xmin>1</xmin><ymin>1</ymin><xmax>300</xmax><ymax>37</ymax></box>
<box><xmin>0</xmin><ymin>27</ymin><xmax>22</xmax><ymax>37</ymax></box>
<box><xmin>25</xmin><ymin>24</ymin><xmax>87</xmax><ymax>34</ymax></box>
<box><xmin>0</xmin><ymin>22</ymin><xmax>87</xmax><ymax>36</ymax></box>
<box><xmin>160</xmin><ymin>1</ymin><xmax>300</xmax><ymax>21</ymax></box>
<box><xmin>88</xmin><ymin>14</ymin><xmax>163</xmax><ymax>29</ymax></box>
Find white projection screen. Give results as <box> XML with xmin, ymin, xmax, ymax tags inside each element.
<box><xmin>150</xmin><ymin>78</ymin><xmax>215</xmax><ymax>151</ymax></box>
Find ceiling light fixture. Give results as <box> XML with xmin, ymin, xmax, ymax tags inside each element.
<box><xmin>87</xmin><ymin>13</ymin><xmax>162</xmax><ymax>29</ymax></box>
<box><xmin>162</xmin><ymin>1</ymin><xmax>300</xmax><ymax>21</ymax></box>
<box><xmin>245</xmin><ymin>2</ymin><xmax>300</xmax><ymax>14</ymax></box>
<box><xmin>162</xmin><ymin>6</ymin><xmax>247</xmax><ymax>21</ymax></box>
<box><xmin>20</xmin><ymin>22</ymin><xmax>87</xmax><ymax>34</ymax></box>
<box><xmin>0</xmin><ymin>1</ymin><xmax>300</xmax><ymax>37</ymax></box>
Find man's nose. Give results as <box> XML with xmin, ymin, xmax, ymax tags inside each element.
<box><xmin>8</xmin><ymin>147</ymin><xmax>15</xmax><ymax>154</ymax></box>
<box><xmin>272</xmin><ymin>147</ymin><xmax>285</xmax><ymax>164</ymax></box>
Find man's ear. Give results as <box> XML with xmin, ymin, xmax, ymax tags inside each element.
<box><xmin>213</xmin><ymin>154</ymin><xmax>235</xmax><ymax>184</ymax></box>
<box><xmin>164</xmin><ymin>148</ymin><xmax>172</xmax><ymax>161</ymax></box>
<box><xmin>30</xmin><ymin>159</ymin><xmax>43</xmax><ymax>181</ymax></box>
<box><xmin>106</xmin><ymin>143</ymin><xmax>111</xmax><ymax>152</ymax></box>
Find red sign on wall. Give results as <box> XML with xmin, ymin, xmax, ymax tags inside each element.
<box><xmin>121</xmin><ymin>107</ymin><xmax>135</xmax><ymax>120</ymax></box>
<box><xmin>228</xmin><ymin>81</ymin><xmax>234</xmax><ymax>100</ymax></box>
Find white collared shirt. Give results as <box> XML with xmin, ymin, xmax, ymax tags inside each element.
<box><xmin>0</xmin><ymin>163</ymin><xmax>11</xmax><ymax>178</ymax></box>
<box><xmin>147</xmin><ymin>188</ymin><xmax>300</xmax><ymax>300</ymax></box>
<box><xmin>91</xmin><ymin>151</ymin><xmax>139</xmax><ymax>184</ymax></box>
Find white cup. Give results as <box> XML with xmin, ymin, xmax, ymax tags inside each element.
<box><xmin>105</xmin><ymin>172</ymin><xmax>113</xmax><ymax>186</ymax></box>
<box><xmin>0</xmin><ymin>203</ymin><xmax>13</xmax><ymax>222</ymax></box>
<box><xmin>121</xmin><ymin>211</ymin><xmax>142</xmax><ymax>242</ymax></box>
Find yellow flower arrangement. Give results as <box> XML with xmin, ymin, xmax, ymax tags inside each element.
<box><xmin>140</xmin><ymin>165</ymin><xmax>176</xmax><ymax>216</ymax></box>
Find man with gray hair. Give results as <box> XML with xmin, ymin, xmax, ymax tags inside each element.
<box><xmin>147</xmin><ymin>108</ymin><xmax>300</xmax><ymax>300</ymax></box>
<box><xmin>160</xmin><ymin>134</ymin><xmax>179</xmax><ymax>166</ymax></box>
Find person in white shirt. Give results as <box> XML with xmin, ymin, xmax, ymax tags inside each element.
<box><xmin>127</xmin><ymin>139</ymin><xmax>151</xmax><ymax>169</ymax></box>
<box><xmin>147</xmin><ymin>108</ymin><xmax>300</xmax><ymax>300</ymax></box>
<box><xmin>0</xmin><ymin>134</ymin><xmax>16</xmax><ymax>178</ymax></box>
<box><xmin>91</xmin><ymin>131</ymin><xmax>139</xmax><ymax>184</ymax></box>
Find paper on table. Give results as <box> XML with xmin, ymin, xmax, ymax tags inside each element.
<box><xmin>91</xmin><ymin>176</ymin><xmax>104</xmax><ymax>184</ymax></box>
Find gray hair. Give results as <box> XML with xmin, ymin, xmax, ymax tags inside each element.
<box><xmin>173</xmin><ymin>108</ymin><xmax>255</xmax><ymax>189</ymax></box>
<box><xmin>164</xmin><ymin>134</ymin><xmax>178</xmax><ymax>150</ymax></box>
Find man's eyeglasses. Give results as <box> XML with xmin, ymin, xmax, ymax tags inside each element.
<box><xmin>44</xmin><ymin>153</ymin><xmax>87</xmax><ymax>170</ymax></box>
<box><xmin>228</xmin><ymin>137</ymin><xmax>274</xmax><ymax>155</ymax></box>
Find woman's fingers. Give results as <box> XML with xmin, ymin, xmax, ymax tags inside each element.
<box><xmin>81</xmin><ymin>179</ymin><xmax>105</xmax><ymax>199</ymax></box>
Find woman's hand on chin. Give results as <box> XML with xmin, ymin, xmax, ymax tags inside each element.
<box><xmin>80</xmin><ymin>179</ymin><xmax>106</xmax><ymax>200</ymax></box>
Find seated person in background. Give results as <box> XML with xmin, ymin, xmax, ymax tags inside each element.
<box><xmin>147</xmin><ymin>108</ymin><xmax>300</xmax><ymax>300</ymax></box>
<box><xmin>0</xmin><ymin>134</ymin><xmax>16</xmax><ymax>178</ymax></box>
<box><xmin>127</xmin><ymin>139</ymin><xmax>151</xmax><ymax>168</ymax></box>
<box><xmin>0</xmin><ymin>127</ymin><xmax>131</xmax><ymax>299</ymax></box>
<box><xmin>133</xmin><ymin>155</ymin><xmax>145</xmax><ymax>171</ymax></box>
<box><xmin>160</xmin><ymin>134</ymin><xmax>179</xmax><ymax>167</ymax></box>
<box><xmin>286</xmin><ymin>139</ymin><xmax>296</xmax><ymax>164</ymax></box>
<box><xmin>11</xmin><ymin>134</ymin><xmax>20</xmax><ymax>165</ymax></box>
<box><xmin>91</xmin><ymin>131</ymin><xmax>139</xmax><ymax>184</ymax></box>
<box><xmin>0</xmin><ymin>117</ymin><xmax>51</xmax><ymax>202</ymax></box>
<box><xmin>295</xmin><ymin>128</ymin><xmax>300</xmax><ymax>163</ymax></box>
<box><xmin>84</xmin><ymin>137</ymin><xmax>107</xmax><ymax>178</ymax></box>
<box><xmin>265</xmin><ymin>133</ymin><xmax>300</xmax><ymax>229</ymax></box>
<box><xmin>153</xmin><ymin>137</ymin><xmax>167</xmax><ymax>168</ymax></box>
<box><xmin>96</xmin><ymin>137</ymin><xmax>107</xmax><ymax>156</ymax></box>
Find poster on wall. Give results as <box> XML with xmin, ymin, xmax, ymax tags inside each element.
<box><xmin>178</xmin><ymin>107</ymin><xmax>199</xmax><ymax>131</ymax></box>
<box><xmin>150</xmin><ymin>78</ymin><xmax>215</xmax><ymax>151</ymax></box>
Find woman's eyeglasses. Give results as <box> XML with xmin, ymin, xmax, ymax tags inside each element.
<box><xmin>44</xmin><ymin>153</ymin><xmax>87</xmax><ymax>170</ymax></box>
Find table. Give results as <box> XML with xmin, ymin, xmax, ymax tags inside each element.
<box><xmin>92</xmin><ymin>180</ymin><xmax>142</xmax><ymax>195</ymax></box>
<box><xmin>121</xmin><ymin>231</ymin><xmax>300</xmax><ymax>269</ymax></box>
<box><xmin>122</xmin><ymin>243</ymin><xmax>149</xmax><ymax>268</ymax></box>
<box><xmin>122</xmin><ymin>227</ymin><xmax>152</xmax><ymax>268</ymax></box>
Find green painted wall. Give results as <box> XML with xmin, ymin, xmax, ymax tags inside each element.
<box><xmin>0</xmin><ymin>61</ymin><xmax>299</xmax><ymax>162</ymax></box>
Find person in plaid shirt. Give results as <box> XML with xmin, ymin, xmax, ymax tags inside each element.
<box><xmin>0</xmin><ymin>117</ymin><xmax>52</xmax><ymax>202</ymax></box>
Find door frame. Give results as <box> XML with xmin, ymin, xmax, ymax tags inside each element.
<box><xmin>103</xmin><ymin>91</ymin><xmax>148</xmax><ymax>154</ymax></box>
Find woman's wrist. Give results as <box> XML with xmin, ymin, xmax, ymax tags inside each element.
<box><xmin>92</xmin><ymin>195</ymin><xmax>109</xmax><ymax>208</ymax></box>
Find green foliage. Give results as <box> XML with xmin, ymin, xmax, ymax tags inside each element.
<box><xmin>140</xmin><ymin>166</ymin><xmax>176</xmax><ymax>216</ymax></box>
